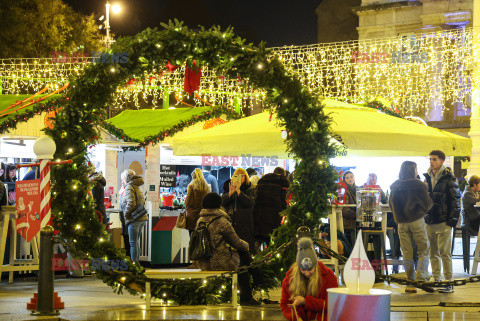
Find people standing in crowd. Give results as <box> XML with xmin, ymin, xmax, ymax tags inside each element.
<box><xmin>0</xmin><ymin>178</ymin><xmax>6</xmax><ymax>207</ymax></box>
<box><xmin>185</xmin><ymin>168</ymin><xmax>210</xmax><ymax>234</ymax></box>
<box><xmin>246</xmin><ymin>167</ymin><xmax>261</xmax><ymax>187</ymax></box>
<box><xmin>365</xmin><ymin>172</ymin><xmax>401</xmax><ymax>261</ymax></box>
<box><xmin>341</xmin><ymin>170</ymin><xmax>357</xmax><ymax>245</ymax></box>
<box><xmin>281</xmin><ymin>238</ymin><xmax>338</xmax><ymax>321</ymax></box>
<box><xmin>222</xmin><ymin>168</ymin><xmax>256</xmax><ymax>252</ymax></box>
<box><xmin>196</xmin><ymin>192</ymin><xmax>249</xmax><ymax>271</ymax></box>
<box><xmin>202</xmin><ymin>166</ymin><xmax>219</xmax><ymax>194</ymax></box>
<box><xmin>364</xmin><ymin>172</ymin><xmax>387</xmax><ymax>204</ymax></box>
<box><xmin>5</xmin><ymin>164</ymin><xmax>16</xmax><ymax>205</ymax></box>
<box><xmin>120</xmin><ymin>169</ymin><xmax>148</xmax><ymax>262</ymax></box>
<box><xmin>461</xmin><ymin>175</ymin><xmax>480</xmax><ymax>237</ymax></box>
<box><xmin>21</xmin><ymin>164</ymin><xmax>40</xmax><ymax>181</ymax></box>
<box><xmin>221</xmin><ymin>168</ymin><xmax>260</xmax><ymax>305</ymax></box>
<box><xmin>118</xmin><ymin>180</ymin><xmax>130</xmax><ymax>258</ymax></box>
<box><xmin>89</xmin><ymin>171</ymin><xmax>107</xmax><ymax>225</ymax></box>
<box><xmin>253</xmin><ymin>166</ymin><xmax>290</xmax><ymax>246</ymax></box>
<box><xmin>424</xmin><ymin>150</ymin><xmax>460</xmax><ymax>293</ymax></box>
<box><xmin>389</xmin><ymin>161</ymin><xmax>432</xmax><ymax>293</ymax></box>
<box><xmin>0</xmin><ymin>162</ymin><xmax>4</xmax><ymax>182</ymax></box>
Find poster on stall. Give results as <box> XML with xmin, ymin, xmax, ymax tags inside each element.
<box><xmin>15</xmin><ymin>179</ymin><xmax>42</xmax><ymax>242</ymax></box>
<box><xmin>160</xmin><ymin>165</ymin><xmax>176</xmax><ymax>187</ymax></box>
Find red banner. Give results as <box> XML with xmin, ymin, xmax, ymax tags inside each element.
<box><xmin>15</xmin><ymin>180</ymin><xmax>41</xmax><ymax>242</ymax></box>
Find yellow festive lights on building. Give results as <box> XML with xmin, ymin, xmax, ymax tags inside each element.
<box><xmin>0</xmin><ymin>28</ymin><xmax>476</xmax><ymax>115</ymax></box>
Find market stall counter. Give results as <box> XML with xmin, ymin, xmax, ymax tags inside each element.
<box><xmin>107</xmin><ymin>206</ymin><xmax>189</xmax><ymax>265</ymax></box>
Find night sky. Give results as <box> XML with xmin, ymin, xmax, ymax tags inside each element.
<box><xmin>64</xmin><ymin>0</ymin><xmax>321</xmax><ymax>47</ymax></box>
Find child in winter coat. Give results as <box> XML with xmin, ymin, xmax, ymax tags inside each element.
<box><xmin>280</xmin><ymin>238</ymin><xmax>338</xmax><ymax>321</ymax></box>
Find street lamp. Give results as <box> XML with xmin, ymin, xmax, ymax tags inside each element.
<box><xmin>105</xmin><ymin>0</ymin><xmax>121</xmax><ymax>50</ymax></box>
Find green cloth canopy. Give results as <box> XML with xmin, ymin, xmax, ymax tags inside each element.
<box><xmin>173</xmin><ymin>99</ymin><xmax>472</xmax><ymax>157</ymax></box>
<box><xmin>106</xmin><ymin>107</ymin><xmax>213</xmax><ymax>141</ymax></box>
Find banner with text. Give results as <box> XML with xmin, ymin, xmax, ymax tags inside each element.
<box><xmin>15</xmin><ymin>179</ymin><xmax>42</xmax><ymax>242</ymax></box>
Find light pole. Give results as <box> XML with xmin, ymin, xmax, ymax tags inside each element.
<box><xmin>105</xmin><ymin>0</ymin><xmax>121</xmax><ymax>50</ymax></box>
<box><xmin>105</xmin><ymin>0</ymin><xmax>111</xmax><ymax>49</ymax></box>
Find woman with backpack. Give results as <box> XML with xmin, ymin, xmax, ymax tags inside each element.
<box><xmin>120</xmin><ymin>169</ymin><xmax>148</xmax><ymax>262</ymax></box>
<box><xmin>195</xmin><ymin>193</ymin><xmax>249</xmax><ymax>271</ymax></box>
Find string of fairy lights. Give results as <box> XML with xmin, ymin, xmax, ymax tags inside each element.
<box><xmin>272</xmin><ymin>28</ymin><xmax>475</xmax><ymax>116</ymax></box>
<box><xmin>0</xmin><ymin>28</ymin><xmax>476</xmax><ymax>116</ymax></box>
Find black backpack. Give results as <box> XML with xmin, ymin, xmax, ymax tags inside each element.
<box><xmin>188</xmin><ymin>216</ymin><xmax>222</xmax><ymax>261</ymax></box>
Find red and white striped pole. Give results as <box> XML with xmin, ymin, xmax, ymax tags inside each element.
<box><xmin>33</xmin><ymin>136</ymin><xmax>56</xmax><ymax>227</ymax></box>
<box><xmin>39</xmin><ymin>159</ymin><xmax>52</xmax><ymax>227</ymax></box>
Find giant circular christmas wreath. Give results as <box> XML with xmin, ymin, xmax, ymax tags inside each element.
<box><xmin>14</xmin><ymin>21</ymin><xmax>339</xmax><ymax>303</ymax></box>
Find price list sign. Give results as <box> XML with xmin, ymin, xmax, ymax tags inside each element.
<box><xmin>160</xmin><ymin>165</ymin><xmax>176</xmax><ymax>187</ymax></box>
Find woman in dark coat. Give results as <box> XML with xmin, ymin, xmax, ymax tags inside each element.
<box><xmin>341</xmin><ymin>171</ymin><xmax>357</xmax><ymax>245</ymax></box>
<box><xmin>221</xmin><ymin>168</ymin><xmax>256</xmax><ymax>252</ymax></box>
<box><xmin>196</xmin><ymin>193</ymin><xmax>249</xmax><ymax>271</ymax></box>
<box><xmin>253</xmin><ymin>167</ymin><xmax>290</xmax><ymax>244</ymax></box>
<box><xmin>462</xmin><ymin>175</ymin><xmax>480</xmax><ymax>237</ymax></box>
<box><xmin>221</xmin><ymin>168</ymin><xmax>260</xmax><ymax>306</ymax></box>
<box><xmin>89</xmin><ymin>171</ymin><xmax>107</xmax><ymax>224</ymax></box>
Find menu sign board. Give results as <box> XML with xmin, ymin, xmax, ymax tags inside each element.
<box><xmin>160</xmin><ymin>165</ymin><xmax>176</xmax><ymax>187</ymax></box>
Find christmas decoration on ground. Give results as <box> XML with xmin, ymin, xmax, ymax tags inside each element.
<box><xmin>0</xmin><ymin>20</ymin><xmax>339</xmax><ymax>303</ymax></box>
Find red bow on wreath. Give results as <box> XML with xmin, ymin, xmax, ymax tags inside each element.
<box><xmin>184</xmin><ymin>60</ymin><xmax>202</xmax><ymax>94</ymax></box>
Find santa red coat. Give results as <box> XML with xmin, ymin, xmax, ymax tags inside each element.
<box><xmin>280</xmin><ymin>261</ymin><xmax>338</xmax><ymax>321</ymax></box>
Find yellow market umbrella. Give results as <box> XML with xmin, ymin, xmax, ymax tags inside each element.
<box><xmin>172</xmin><ymin>99</ymin><xmax>472</xmax><ymax>157</ymax></box>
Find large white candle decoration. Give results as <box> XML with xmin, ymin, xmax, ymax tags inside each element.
<box><xmin>343</xmin><ymin>232</ymin><xmax>375</xmax><ymax>294</ymax></box>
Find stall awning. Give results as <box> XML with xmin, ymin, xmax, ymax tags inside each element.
<box><xmin>173</xmin><ymin>99</ymin><xmax>472</xmax><ymax>157</ymax></box>
<box><xmin>0</xmin><ymin>94</ymin><xmax>61</xmax><ymax>138</ymax></box>
<box><xmin>106</xmin><ymin>107</ymin><xmax>215</xmax><ymax>142</ymax></box>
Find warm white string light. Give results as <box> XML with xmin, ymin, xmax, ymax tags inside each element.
<box><xmin>0</xmin><ymin>28</ymin><xmax>475</xmax><ymax>116</ymax></box>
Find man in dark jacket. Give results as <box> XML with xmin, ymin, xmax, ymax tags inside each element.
<box><xmin>424</xmin><ymin>150</ymin><xmax>460</xmax><ymax>293</ymax></box>
<box><xmin>253</xmin><ymin>167</ymin><xmax>289</xmax><ymax>245</ymax></box>
<box><xmin>202</xmin><ymin>166</ymin><xmax>219</xmax><ymax>194</ymax></box>
<box><xmin>89</xmin><ymin>172</ymin><xmax>107</xmax><ymax>225</ymax></box>
<box><xmin>390</xmin><ymin>161</ymin><xmax>432</xmax><ymax>292</ymax></box>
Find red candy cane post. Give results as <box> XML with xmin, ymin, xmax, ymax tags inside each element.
<box><xmin>39</xmin><ymin>159</ymin><xmax>52</xmax><ymax>227</ymax></box>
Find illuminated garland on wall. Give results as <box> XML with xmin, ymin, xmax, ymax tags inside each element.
<box><xmin>0</xmin><ymin>28</ymin><xmax>474</xmax><ymax>117</ymax></box>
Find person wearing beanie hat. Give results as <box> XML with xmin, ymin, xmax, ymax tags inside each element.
<box><xmin>202</xmin><ymin>192</ymin><xmax>222</xmax><ymax>209</ymax></box>
<box><xmin>195</xmin><ymin>192</ymin><xmax>249</xmax><ymax>271</ymax></box>
<box><xmin>281</xmin><ymin>237</ymin><xmax>338</xmax><ymax>321</ymax></box>
<box><xmin>296</xmin><ymin>238</ymin><xmax>319</xmax><ymax>271</ymax></box>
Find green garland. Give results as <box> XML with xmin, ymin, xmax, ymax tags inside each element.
<box><xmin>4</xmin><ymin>20</ymin><xmax>339</xmax><ymax>303</ymax></box>
<box><xmin>0</xmin><ymin>96</ymin><xmax>68</xmax><ymax>133</ymax></box>
<box><xmin>366</xmin><ymin>100</ymin><xmax>403</xmax><ymax>118</ymax></box>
